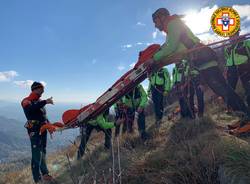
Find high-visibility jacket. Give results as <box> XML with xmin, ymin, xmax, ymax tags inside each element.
<box><xmin>148</xmin><ymin>67</ymin><xmax>171</xmax><ymax>92</ymax></box>
<box><xmin>123</xmin><ymin>84</ymin><xmax>147</xmax><ymax>109</ymax></box>
<box><xmin>224</xmin><ymin>40</ymin><xmax>250</xmax><ymax>66</ymax></box>
<box><xmin>172</xmin><ymin>60</ymin><xmax>199</xmax><ymax>86</ymax></box>
<box><xmin>88</xmin><ymin>113</ymin><xmax>114</xmax><ymax>129</ymax></box>
<box><xmin>172</xmin><ymin>65</ymin><xmax>183</xmax><ymax>86</ymax></box>
<box><xmin>153</xmin><ymin>16</ymin><xmax>218</xmax><ymax>70</ymax></box>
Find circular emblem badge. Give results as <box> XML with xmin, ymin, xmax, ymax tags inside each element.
<box><xmin>210</xmin><ymin>7</ymin><xmax>240</xmax><ymax>37</ymax></box>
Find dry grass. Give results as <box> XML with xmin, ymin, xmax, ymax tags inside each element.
<box><xmin>122</xmin><ymin>117</ymin><xmax>221</xmax><ymax>184</ymax></box>
<box><xmin>2</xmin><ymin>101</ymin><xmax>250</xmax><ymax>184</ymax></box>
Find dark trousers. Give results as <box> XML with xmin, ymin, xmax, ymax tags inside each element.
<box><xmin>115</xmin><ymin>108</ymin><xmax>126</xmax><ymax>136</ymax></box>
<box><xmin>178</xmin><ymin>83</ymin><xmax>194</xmax><ymax>119</ymax></box>
<box><xmin>78</xmin><ymin>125</ymin><xmax>112</xmax><ymax>159</ymax></box>
<box><xmin>177</xmin><ymin>77</ymin><xmax>204</xmax><ymax>119</ymax></box>
<box><xmin>200</xmin><ymin>66</ymin><xmax>250</xmax><ymax>119</ymax></box>
<box><xmin>137</xmin><ymin>111</ymin><xmax>146</xmax><ymax>132</ymax></box>
<box><xmin>115</xmin><ymin>108</ymin><xmax>146</xmax><ymax>138</ymax></box>
<box><xmin>136</xmin><ymin>110</ymin><xmax>147</xmax><ymax>139</ymax></box>
<box><xmin>190</xmin><ymin>76</ymin><xmax>204</xmax><ymax>117</ymax></box>
<box><xmin>227</xmin><ymin>63</ymin><xmax>250</xmax><ymax>107</ymax></box>
<box><xmin>28</xmin><ymin>131</ymin><xmax>49</xmax><ymax>183</ymax></box>
<box><xmin>151</xmin><ymin>86</ymin><xmax>164</xmax><ymax>121</ymax></box>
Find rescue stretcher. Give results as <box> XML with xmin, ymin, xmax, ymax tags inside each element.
<box><xmin>40</xmin><ymin>33</ymin><xmax>250</xmax><ymax>136</ymax></box>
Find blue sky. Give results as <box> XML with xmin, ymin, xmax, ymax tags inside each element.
<box><xmin>0</xmin><ymin>0</ymin><xmax>250</xmax><ymax>103</ymax></box>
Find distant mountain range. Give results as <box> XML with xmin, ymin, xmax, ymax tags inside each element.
<box><xmin>0</xmin><ymin>100</ymin><xmax>84</xmax><ymax>121</ymax></box>
<box><xmin>0</xmin><ymin>115</ymin><xmax>29</xmax><ymax>163</ymax></box>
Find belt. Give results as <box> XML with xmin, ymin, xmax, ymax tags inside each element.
<box><xmin>24</xmin><ymin>120</ymin><xmax>40</xmax><ymax>129</ymax></box>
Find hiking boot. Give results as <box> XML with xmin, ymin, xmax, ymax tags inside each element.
<box><xmin>42</xmin><ymin>174</ymin><xmax>54</xmax><ymax>182</ymax></box>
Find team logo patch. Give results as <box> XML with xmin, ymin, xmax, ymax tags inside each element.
<box><xmin>210</xmin><ymin>7</ymin><xmax>240</xmax><ymax>37</ymax></box>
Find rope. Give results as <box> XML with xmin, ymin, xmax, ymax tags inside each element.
<box><xmin>117</xmin><ymin>136</ymin><xmax>122</xmax><ymax>184</ymax></box>
<box><xmin>111</xmin><ymin>136</ymin><xmax>115</xmax><ymax>184</ymax></box>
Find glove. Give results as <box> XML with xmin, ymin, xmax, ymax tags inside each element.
<box><xmin>53</xmin><ymin>122</ymin><xmax>64</xmax><ymax>128</ymax></box>
<box><xmin>40</xmin><ymin>123</ymin><xmax>57</xmax><ymax>135</ymax></box>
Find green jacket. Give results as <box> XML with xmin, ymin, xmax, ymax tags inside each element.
<box><xmin>224</xmin><ymin>40</ymin><xmax>250</xmax><ymax>66</ymax></box>
<box><xmin>88</xmin><ymin>113</ymin><xmax>114</xmax><ymax>129</ymax></box>
<box><xmin>172</xmin><ymin>65</ymin><xmax>182</xmax><ymax>86</ymax></box>
<box><xmin>172</xmin><ymin>60</ymin><xmax>199</xmax><ymax>86</ymax></box>
<box><xmin>153</xmin><ymin>16</ymin><xmax>217</xmax><ymax>70</ymax></box>
<box><xmin>148</xmin><ymin>67</ymin><xmax>171</xmax><ymax>92</ymax></box>
<box><xmin>123</xmin><ymin>84</ymin><xmax>147</xmax><ymax>109</ymax></box>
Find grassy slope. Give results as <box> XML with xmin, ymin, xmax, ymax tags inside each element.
<box><xmin>1</xmin><ymin>100</ymin><xmax>250</xmax><ymax>184</ymax></box>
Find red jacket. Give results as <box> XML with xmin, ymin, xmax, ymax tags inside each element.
<box><xmin>21</xmin><ymin>92</ymin><xmax>48</xmax><ymax>127</ymax></box>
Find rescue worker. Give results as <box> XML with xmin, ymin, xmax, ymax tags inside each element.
<box><xmin>183</xmin><ymin>60</ymin><xmax>204</xmax><ymax>118</ymax></box>
<box><xmin>172</xmin><ymin>61</ymin><xmax>197</xmax><ymax>119</ymax></box>
<box><xmin>150</xmin><ymin>8</ymin><xmax>250</xmax><ymax>124</ymax></box>
<box><xmin>21</xmin><ymin>81</ymin><xmax>54</xmax><ymax>183</ymax></box>
<box><xmin>224</xmin><ymin>30</ymin><xmax>250</xmax><ymax>108</ymax></box>
<box><xmin>123</xmin><ymin>84</ymin><xmax>149</xmax><ymax>140</ymax></box>
<box><xmin>77</xmin><ymin>108</ymin><xmax>122</xmax><ymax>159</ymax></box>
<box><xmin>224</xmin><ymin>30</ymin><xmax>250</xmax><ymax>132</ymax></box>
<box><xmin>148</xmin><ymin>67</ymin><xmax>171</xmax><ymax>125</ymax></box>
<box><xmin>172</xmin><ymin>61</ymin><xmax>192</xmax><ymax>118</ymax></box>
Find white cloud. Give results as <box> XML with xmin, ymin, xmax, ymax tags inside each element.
<box><xmin>0</xmin><ymin>70</ymin><xmax>18</xmax><ymax>82</ymax></box>
<box><xmin>136</xmin><ymin>42</ymin><xmax>143</xmax><ymax>45</ymax></box>
<box><xmin>183</xmin><ymin>5</ymin><xmax>218</xmax><ymax>34</ymax></box>
<box><xmin>13</xmin><ymin>80</ymin><xmax>33</xmax><ymax>88</ymax></box>
<box><xmin>152</xmin><ymin>31</ymin><xmax>157</xmax><ymax>39</ymax></box>
<box><xmin>152</xmin><ymin>30</ymin><xmax>166</xmax><ymax>40</ymax></box>
<box><xmin>117</xmin><ymin>65</ymin><xmax>125</xmax><ymax>71</ymax></box>
<box><xmin>122</xmin><ymin>44</ymin><xmax>133</xmax><ymax>49</ymax></box>
<box><xmin>233</xmin><ymin>5</ymin><xmax>250</xmax><ymax>22</ymax></box>
<box><xmin>40</xmin><ymin>81</ymin><xmax>47</xmax><ymax>86</ymax></box>
<box><xmin>136</xmin><ymin>22</ymin><xmax>146</xmax><ymax>26</ymax></box>
<box><xmin>241</xmin><ymin>25</ymin><xmax>250</xmax><ymax>35</ymax></box>
<box><xmin>14</xmin><ymin>80</ymin><xmax>47</xmax><ymax>88</ymax></box>
<box><xmin>129</xmin><ymin>62</ymin><xmax>135</xmax><ymax>68</ymax></box>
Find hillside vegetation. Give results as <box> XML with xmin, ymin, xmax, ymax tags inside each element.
<box><xmin>1</xmin><ymin>98</ymin><xmax>250</xmax><ymax>184</ymax></box>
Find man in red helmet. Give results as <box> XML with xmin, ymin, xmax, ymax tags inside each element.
<box><xmin>21</xmin><ymin>81</ymin><xmax>54</xmax><ymax>183</ymax></box>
